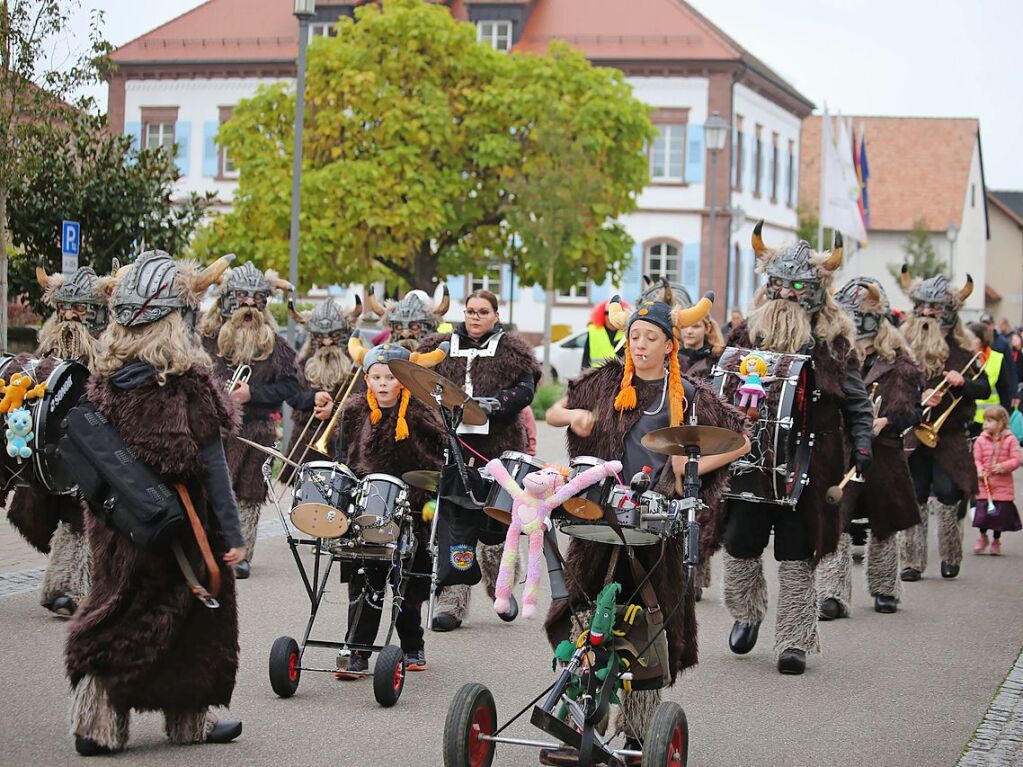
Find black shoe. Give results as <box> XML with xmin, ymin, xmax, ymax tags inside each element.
<box><xmin>940</xmin><ymin>561</ymin><xmax>960</xmax><ymax>579</ymax></box>
<box><xmin>75</xmin><ymin>736</ymin><xmax>114</xmax><ymax>757</ymax></box>
<box><xmin>777</xmin><ymin>648</ymin><xmax>806</xmax><ymax>675</ymax></box>
<box><xmin>900</xmin><ymin>567</ymin><xmax>921</xmax><ymax>582</ymax></box>
<box><xmin>206</xmin><ymin>719</ymin><xmax>242</xmax><ymax>744</ymax></box>
<box><xmin>497</xmin><ymin>593</ymin><xmax>518</xmax><ymax>622</ymax></box>
<box><xmin>874</xmin><ymin>594</ymin><xmax>898</xmax><ymax>613</ymax></box>
<box><xmin>234</xmin><ymin>561</ymin><xmax>251</xmax><ymax>580</ymax></box>
<box><xmin>694</xmin><ymin>587</ymin><xmax>703</xmax><ymax>603</ymax></box>
<box><xmin>431</xmin><ymin>612</ymin><xmax>462</xmax><ymax>632</ymax></box>
<box><xmin>818</xmin><ymin>597</ymin><xmax>843</xmax><ymax>621</ymax></box>
<box><xmin>334</xmin><ymin>652</ymin><xmax>370</xmax><ymax>680</ymax></box>
<box><xmin>728</xmin><ymin>621</ymin><xmax>760</xmax><ymax>654</ymax></box>
<box><xmin>51</xmin><ymin>595</ymin><xmax>77</xmax><ymax>618</ymax></box>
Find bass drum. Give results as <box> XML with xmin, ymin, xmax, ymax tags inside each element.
<box><xmin>36</xmin><ymin>360</ymin><xmax>90</xmax><ymax>494</ymax></box>
<box><xmin>711</xmin><ymin>347</ymin><xmax>814</xmax><ymax>506</ymax></box>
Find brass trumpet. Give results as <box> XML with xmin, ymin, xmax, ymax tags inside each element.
<box><xmin>226</xmin><ymin>364</ymin><xmax>252</xmax><ymax>393</ymax></box>
<box><xmin>914</xmin><ymin>352</ymin><xmax>987</xmax><ymax>448</ymax></box>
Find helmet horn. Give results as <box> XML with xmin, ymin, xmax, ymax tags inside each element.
<box><xmin>288</xmin><ymin>297</ymin><xmax>308</xmax><ymax>325</ymax></box>
<box><xmin>752</xmin><ymin>220</ymin><xmax>768</xmax><ymax>257</ymax></box>
<box><xmin>900</xmin><ymin>264</ymin><xmax>913</xmax><ymax>292</ymax></box>
<box><xmin>434</xmin><ymin>283</ymin><xmax>450</xmax><ymax>316</ymax></box>
<box><xmin>367</xmin><ymin>289</ymin><xmax>388</xmax><ymax>318</ymax></box>
<box><xmin>674</xmin><ymin>292</ymin><xmax>714</xmax><ymax>328</ymax></box>
<box><xmin>606</xmin><ymin>295</ymin><xmax>629</xmax><ymax>331</ymax></box>
<box><xmin>822</xmin><ymin>230</ymin><xmax>843</xmax><ymax>271</ymax></box>
<box><xmin>349</xmin><ymin>293</ymin><xmax>364</xmax><ymax>321</ymax></box>
<box><xmin>194</xmin><ymin>254</ymin><xmax>235</xmax><ymax>292</ymax></box>
<box><xmin>957</xmin><ymin>273</ymin><xmax>974</xmax><ymax>303</ymax></box>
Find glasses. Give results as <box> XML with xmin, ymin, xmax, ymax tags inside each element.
<box><xmin>768</xmin><ymin>276</ymin><xmax>812</xmax><ymax>293</ymax></box>
<box><xmin>392</xmin><ymin>321</ymin><xmax>425</xmax><ymax>331</ymax></box>
<box><xmin>57</xmin><ymin>302</ymin><xmax>90</xmax><ymax>315</ymax></box>
<box><xmin>230</xmin><ymin>290</ymin><xmax>268</xmax><ymax>310</ymax></box>
<box><xmin>464</xmin><ymin>309</ymin><xmax>493</xmax><ymax>319</ymax></box>
<box><xmin>313</xmin><ymin>330</ymin><xmax>348</xmax><ymax>344</ymax></box>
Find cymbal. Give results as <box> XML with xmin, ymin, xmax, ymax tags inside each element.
<box><xmin>641</xmin><ymin>425</ymin><xmax>746</xmax><ymax>457</ymax></box>
<box><xmin>402</xmin><ymin>470</ymin><xmax>441</xmax><ymax>493</ymax></box>
<box><xmin>236</xmin><ymin>436</ymin><xmax>302</xmax><ymax>468</ymax></box>
<box><xmin>388</xmin><ymin>358</ymin><xmax>488</xmax><ymax>426</ymax></box>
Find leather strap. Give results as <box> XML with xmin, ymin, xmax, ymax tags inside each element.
<box><xmin>173</xmin><ymin>483</ymin><xmax>221</xmax><ymax>609</ymax></box>
<box><xmin>600</xmin><ymin>499</ymin><xmax>662</xmax><ymax>623</ymax></box>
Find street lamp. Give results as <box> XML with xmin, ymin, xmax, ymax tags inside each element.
<box><xmin>703</xmin><ymin>111</ymin><xmax>730</xmax><ymax>306</ymax></box>
<box><xmin>945</xmin><ymin>221</ymin><xmax>959</xmax><ymax>279</ymax></box>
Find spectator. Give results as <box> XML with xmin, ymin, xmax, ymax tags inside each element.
<box><xmin>970</xmin><ymin>322</ymin><xmax>1016</xmax><ymax>438</ymax></box>
<box><xmin>1011</xmin><ymin>333</ymin><xmax>1023</xmax><ymax>400</ymax></box>
<box><xmin>999</xmin><ymin>317</ymin><xmax>1013</xmax><ymax>338</ymax></box>
<box><xmin>581</xmin><ymin>299</ymin><xmax>626</xmax><ymax>369</ymax></box>
<box><xmin>724</xmin><ymin>307</ymin><xmax>744</xmax><ymax>335</ymax></box>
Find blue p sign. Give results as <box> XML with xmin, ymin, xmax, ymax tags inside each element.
<box><xmin>62</xmin><ymin>220</ymin><xmax>80</xmax><ymax>276</ymax></box>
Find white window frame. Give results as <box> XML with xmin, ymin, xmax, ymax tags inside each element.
<box><xmin>468</xmin><ymin>262</ymin><xmax>503</xmax><ymax>297</ymax></box>
<box><xmin>646</xmin><ymin>242</ymin><xmax>682</xmax><ymax>284</ymax></box>
<box><xmin>649</xmin><ymin>124</ymin><xmax>685</xmax><ymax>183</ymax></box>
<box><xmin>477</xmin><ymin>20</ymin><xmax>512</xmax><ymax>52</ymax></box>
<box><xmin>309</xmin><ymin>22</ymin><xmax>335</xmax><ymax>41</ymax></box>
<box><xmin>145</xmin><ymin>121</ymin><xmax>175</xmax><ymax>152</ymax></box>
<box><xmin>556</xmin><ymin>279</ymin><xmax>590</xmax><ymax>303</ymax></box>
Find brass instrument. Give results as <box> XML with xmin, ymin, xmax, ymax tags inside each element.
<box><xmin>309</xmin><ymin>371</ymin><xmax>360</xmax><ymax>457</ymax></box>
<box><xmin>226</xmin><ymin>364</ymin><xmax>252</xmax><ymax>393</ymax></box>
<box><xmin>913</xmin><ymin>352</ymin><xmax>987</xmax><ymax>448</ymax></box>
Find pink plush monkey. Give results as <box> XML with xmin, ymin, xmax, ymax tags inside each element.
<box><xmin>486</xmin><ymin>457</ymin><xmax>623</xmax><ymax>618</ymax></box>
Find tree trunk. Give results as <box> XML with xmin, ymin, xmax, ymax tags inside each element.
<box><xmin>0</xmin><ymin>187</ymin><xmax>8</xmax><ymax>351</ymax></box>
<box><xmin>411</xmin><ymin>243</ymin><xmax>440</xmax><ymax>292</ymax></box>
<box><xmin>542</xmin><ymin>259</ymin><xmax>554</xmax><ymax>383</ymax></box>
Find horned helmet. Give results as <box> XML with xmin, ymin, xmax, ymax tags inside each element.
<box><xmin>637</xmin><ymin>275</ymin><xmax>694</xmax><ymax>310</ymax></box>
<box><xmin>834</xmin><ymin>277</ymin><xmax>889</xmax><ymax>340</ymax></box>
<box><xmin>900</xmin><ymin>266</ymin><xmax>973</xmax><ymax>331</ymax></box>
<box><xmin>289</xmin><ymin>296</ymin><xmax>362</xmax><ymax>350</ymax></box>
<box><xmin>218</xmin><ymin>261</ymin><xmax>293</xmax><ymax>317</ymax></box>
<box><xmin>367</xmin><ymin>285</ymin><xmax>450</xmax><ymax>342</ymax></box>
<box><xmin>753</xmin><ymin>220</ymin><xmax>843</xmax><ymax>313</ymax></box>
<box><xmin>112</xmin><ymin>251</ymin><xmax>233</xmax><ymax>328</ymax></box>
<box><xmin>35</xmin><ymin>262</ymin><xmax>113</xmax><ymax>334</ymax></box>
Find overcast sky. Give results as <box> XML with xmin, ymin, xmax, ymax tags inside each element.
<box><xmin>57</xmin><ymin>0</ymin><xmax>1022</xmax><ymax>189</ymax></box>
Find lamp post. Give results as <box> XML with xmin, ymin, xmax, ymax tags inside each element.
<box><xmin>946</xmin><ymin>221</ymin><xmax>959</xmax><ymax>280</ymax></box>
<box><xmin>703</xmin><ymin>111</ymin><xmax>730</xmax><ymax>307</ymax></box>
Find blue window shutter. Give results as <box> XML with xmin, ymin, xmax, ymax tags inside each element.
<box><xmin>745</xmin><ymin>138</ymin><xmax>753</xmax><ymax>193</ymax></box>
<box><xmin>174</xmin><ymin>121</ymin><xmax>191</xmax><ymax>176</ymax></box>
<box><xmin>791</xmin><ymin>152</ymin><xmax>799</xmax><ymax>206</ymax></box>
<box><xmin>125</xmin><ymin>121</ymin><xmax>142</xmax><ymax>152</ymax></box>
<box><xmin>731</xmin><ymin>127</ymin><xmax>739</xmax><ymax>188</ymax></box>
<box><xmin>780</xmin><ymin>148</ymin><xmax>789</xmax><ymax>205</ymax></box>
<box><xmin>500</xmin><ymin>264</ymin><xmax>513</xmax><ymax>304</ymax></box>
<box><xmin>682</xmin><ymin>243</ymin><xmax>701</xmax><ymax>299</ymax></box>
<box><xmin>534</xmin><ymin>283</ymin><xmax>546</xmax><ymax>302</ymax></box>
<box><xmin>684</xmin><ymin>125</ymin><xmax>703</xmax><ymax>185</ymax></box>
<box><xmin>447</xmin><ymin>275</ymin><xmax>465</xmax><ymax>301</ymax></box>
<box><xmin>622</xmin><ymin>242</ymin><xmax>643</xmax><ymax>303</ymax></box>
<box><xmin>590</xmin><ymin>276</ymin><xmax>610</xmax><ymax>303</ymax></box>
<box><xmin>509</xmin><ymin>264</ymin><xmax>519</xmax><ymax>301</ymax></box>
<box><xmin>203</xmin><ymin>121</ymin><xmax>219</xmax><ymax>177</ymax></box>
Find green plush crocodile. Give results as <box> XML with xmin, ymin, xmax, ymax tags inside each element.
<box><xmin>553</xmin><ymin>582</ymin><xmax>623</xmax><ymax>718</ymax></box>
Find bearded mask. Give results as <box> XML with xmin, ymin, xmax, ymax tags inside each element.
<box><xmin>901</xmin><ymin>266</ymin><xmax>973</xmax><ymax>332</ymax></box>
<box><xmin>36</xmin><ymin>263</ymin><xmax>111</xmax><ymax>335</ymax></box>
<box><xmin>367</xmin><ymin>285</ymin><xmax>450</xmax><ymax>346</ymax></box>
<box><xmin>835</xmin><ymin>277</ymin><xmax>887</xmax><ymax>340</ymax></box>
<box><xmin>753</xmin><ymin>221</ymin><xmax>843</xmax><ymax>314</ymax></box>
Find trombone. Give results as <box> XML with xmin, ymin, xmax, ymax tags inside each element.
<box><xmin>226</xmin><ymin>364</ymin><xmax>252</xmax><ymax>394</ymax></box>
<box><xmin>280</xmin><ymin>370</ymin><xmax>360</xmax><ymax>473</ymax></box>
<box><xmin>913</xmin><ymin>351</ymin><xmax>987</xmax><ymax>448</ymax></box>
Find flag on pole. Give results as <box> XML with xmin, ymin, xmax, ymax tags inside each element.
<box><xmin>819</xmin><ymin>108</ymin><xmax>868</xmax><ymax>244</ymax></box>
<box><xmin>858</xmin><ymin>127</ymin><xmax>870</xmax><ymax>230</ymax></box>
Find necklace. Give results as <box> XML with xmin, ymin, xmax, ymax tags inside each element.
<box><xmin>642</xmin><ymin>371</ymin><xmax>669</xmax><ymax>416</ymax></box>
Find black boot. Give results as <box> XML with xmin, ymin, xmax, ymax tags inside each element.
<box><xmin>940</xmin><ymin>561</ymin><xmax>960</xmax><ymax>579</ymax></box>
<box><xmin>874</xmin><ymin>594</ymin><xmax>898</xmax><ymax>613</ymax></box>
<box><xmin>900</xmin><ymin>567</ymin><xmax>921</xmax><ymax>582</ymax></box>
<box><xmin>694</xmin><ymin>587</ymin><xmax>703</xmax><ymax>603</ymax></box>
<box><xmin>234</xmin><ymin>561</ymin><xmax>251</xmax><ymax>580</ymax></box>
<box><xmin>51</xmin><ymin>595</ymin><xmax>77</xmax><ymax>617</ymax></box>
<box><xmin>206</xmin><ymin>719</ymin><xmax>242</xmax><ymax>744</ymax></box>
<box><xmin>497</xmin><ymin>593</ymin><xmax>518</xmax><ymax>622</ymax></box>
<box><xmin>75</xmin><ymin>736</ymin><xmax>114</xmax><ymax>757</ymax></box>
<box><xmin>431</xmin><ymin>612</ymin><xmax>462</xmax><ymax>632</ymax></box>
<box><xmin>728</xmin><ymin>621</ymin><xmax>760</xmax><ymax>654</ymax></box>
<box><xmin>818</xmin><ymin>597</ymin><xmax>843</xmax><ymax>621</ymax></box>
<box><xmin>777</xmin><ymin>648</ymin><xmax>806</xmax><ymax>675</ymax></box>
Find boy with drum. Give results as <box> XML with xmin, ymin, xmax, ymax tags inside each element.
<box><xmin>333</xmin><ymin>341</ymin><xmax>447</xmax><ymax>677</ymax></box>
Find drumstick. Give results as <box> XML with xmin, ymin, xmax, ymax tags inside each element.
<box><xmin>825</xmin><ymin>467</ymin><xmax>859</xmax><ymax>505</ymax></box>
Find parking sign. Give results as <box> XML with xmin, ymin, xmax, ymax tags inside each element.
<box><xmin>62</xmin><ymin>220</ymin><xmax>80</xmax><ymax>276</ymax></box>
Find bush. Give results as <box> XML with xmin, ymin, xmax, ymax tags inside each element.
<box><xmin>532</xmin><ymin>381</ymin><xmax>567</xmax><ymax>421</ymax></box>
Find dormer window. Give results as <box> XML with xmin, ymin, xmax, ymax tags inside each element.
<box><xmin>477</xmin><ymin>20</ymin><xmax>512</xmax><ymax>52</ymax></box>
<box><xmin>309</xmin><ymin>22</ymin><xmax>336</xmax><ymax>41</ymax></box>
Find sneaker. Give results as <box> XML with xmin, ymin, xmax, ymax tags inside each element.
<box><xmin>334</xmin><ymin>653</ymin><xmax>370</xmax><ymax>680</ymax></box>
<box><xmin>404</xmin><ymin>649</ymin><xmax>428</xmax><ymax>671</ymax></box>
<box><xmin>974</xmin><ymin>534</ymin><xmax>990</xmax><ymax>554</ymax></box>
<box><xmin>991</xmin><ymin>539</ymin><xmax>1002</xmax><ymax>556</ymax></box>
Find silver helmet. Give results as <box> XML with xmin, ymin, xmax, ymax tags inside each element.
<box><xmin>37</xmin><ymin>264</ymin><xmax>108</xmax><ymax>333</ymax></box>
<box><xmin>902</xmin><ymin>266</ymin><xmax>973</xmax><ymax>330</ymax></box>
<box><xmin>367</xmin><ymin>285</ymin><xmax>450</xmax><ymax>341</ymax></box>
<box><xmin>835</xmin><ymin>277</ymin><xmax>888</xmax><ymax>339</ymax></box>
<box><xmin>289</xmin><ymin>295</ymin><xmax>363</xmax><ymax>349</ymax></box>
<box><xmin>637</xmin><ymin>276</ymin><xmax>693</xmax><ymax>309</ymax></box>
<box><xmin>219</xmin><ymin>261</ymin><xmax>271</xmax><ymax>316</ymax></box>
<box><xmin>753</xmin><ymin>220</ymin><xmax>843</xmax><ymax>313</ymax></box>
<box><xmin>113</xmin><ymin>251</ymin><xmax>233</xmax><ymax>327</ymax></box>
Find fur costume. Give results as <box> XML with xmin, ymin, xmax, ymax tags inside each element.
<box><xmin>866</xmin><ymin>532</ymin><xmax>901</xmax><ymax>599</ymax></box>
<box><xmin>816</xmin><ymin>532</ymin><xmax>854</xmax><ymax>615</ymax></box>
<box><xmin>544</xmin><ymin>358</ymin><xmax>746</xmax><ymax>683</ymax></box>
<box><xmin>900</xmin><ymin>503</ymin><xmax>930</xmax><ymax>574</ymax></box>
<box><xmin>722</xmin><ymin>552</ymin><xmax>767</xmax><ymax>624</ymax></box>
<box><xmin>40</xmin><ymin>521</ymin><xmax>92</xmax><ymax>608</ymax></box>
<box><xmin>775</xmin><ymin>559</ymin><xmax>819</xmax><ymax>657</ymax></box>
<box><xmin>65</xmin><ymin>365</ymin><xmax>240</xmax><ymax>713</ymax></box>
<box><xmin>678</xmin><ymin>343</ymin><xmax>720</xmax><ymax>382</ymax></box>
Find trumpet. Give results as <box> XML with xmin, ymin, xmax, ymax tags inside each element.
<box><xmin>226</xmin><ymin>364</ymin><xmax>252</xmax><ymax>394</ymax></box>
<box><xmin>913</xmin><ymin>352</ymin><xmax>987</xmax><ymax>448</ymax></box>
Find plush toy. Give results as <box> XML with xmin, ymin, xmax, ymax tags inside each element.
<box><xmin>0</xmin><ymin>372</ymin><xmax>47</xmax><ymax>415</ymax></box>
<box><xmin>736</xmin><ymin>353</ymin><xmax>768</xmax><ymax>417</ymax></box>
<box><xmin>487</xmin><ymin>457</ymin><xmax>623</xmax><ymax>618</ymax></box>
<box><xmin>5</xmin><ymin>407</ymin><xmax>35</xmax><ymax>460</ymax></box>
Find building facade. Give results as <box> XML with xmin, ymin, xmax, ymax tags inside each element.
<box><xmin>986</xmin><ymin>192</ymin><xmax>1023</xmax><ymax>327</ymax></box>
<box><xmin>107</xmin><ymin>0</ymin><xmax>812</xmax><ymax>332</ymax></box>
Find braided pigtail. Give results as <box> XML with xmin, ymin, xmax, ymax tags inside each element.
<box><xmin>614</xmin><ymin>340</ymin><xmax>638</xmax><ymax>412</ymax></box>
<box><xmin>667</xmin><ymin>336</ymin><xmax>687</xmax><ymax>426</ymax></box>
<box><xmin>395</xmin><ymin>387</ymin><xmax>411</xmax><ymax>441</ymax></box>
<box><xmin>366</xmin><ymin>383</ymin><xmax>382</xmax><ymax>425</ymax></box>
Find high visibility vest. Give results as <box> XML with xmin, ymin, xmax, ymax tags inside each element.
<box><xmin>587</xmin><ymin>324</ymin><xmax>623</xmax><ymax>368</ymax></box>
<box><xmin>974</xmin><ymin>349</ymin><xmax>1005</xmax><ymax>423</ymax></box>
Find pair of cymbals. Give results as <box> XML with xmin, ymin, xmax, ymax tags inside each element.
<box><xmin>641</xmin><ymin>426</ymin><xmax>746</xmax><ymax>457</ymax></box>
<box><xmin>388</xmin><ymin>358</ymin><xmax>488</xmax><ymax>426</ymax></box>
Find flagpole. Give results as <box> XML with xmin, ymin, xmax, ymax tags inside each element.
<box><xmin>818</xmin><ymin>104</ymin><xmax>828</xmax><ymax>250</ymax></box>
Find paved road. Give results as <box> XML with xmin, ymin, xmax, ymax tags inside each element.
<box><xmin>2</xmin><ymin>423</ymin><xmax>1023</xmax><ymax>766</ymax></box>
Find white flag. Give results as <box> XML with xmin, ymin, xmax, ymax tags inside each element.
<box><xmin>819</xmin><ymin>108</ymin><xmax>867</xmax><ymax>243</ymax></box>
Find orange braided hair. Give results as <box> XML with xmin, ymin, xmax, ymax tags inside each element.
<box><xmin>614</xmin><ymin>340</ymin><xmax>638</xmax><ymax>412</ymax></box>
<box><xmin>366</xmin><ymin>380</ymin><xmax>382</xmax><ymax>424</ymax></box>
<box><xmin>667</xmin><ymin>335</ymin><xmax>687</xmax><ymax>426</ymax></box>
<box><xmin>395</xmin><ymin>387</ymin><xmax>411</xmax><ymax>441</ymax></box>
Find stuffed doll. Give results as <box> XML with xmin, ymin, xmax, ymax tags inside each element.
<box><xmin>0</xmin><ymin>372</ymin><xmax>47</xmax><ymax>415</ymax></box>
<box><xmin>5</xmin><ymin>407</ymin><xmax>34</xmax><ymax>459</ymax></box>
<box><xmin>486</xmin><ymin>457</ymin><xmax>623</xmax><ymax>618</ymax></box>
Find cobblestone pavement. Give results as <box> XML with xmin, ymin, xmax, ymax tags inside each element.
<box><xmin>959</xmin><ymin>647</ymin><xmax>1023</xmax><ymax>766</ymax></box>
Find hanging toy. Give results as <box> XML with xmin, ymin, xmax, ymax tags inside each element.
<box><xmin>5</xmin><ymin>407</ymin><xmax>35</xmax><ymax>460</ymax></box>
<box><xmin>0</xmin><ymin>372</ymin><xmax>47</xmax><ymax>415</ymax></box>
<box><xmin>737</xmin><ymin>353</ymin><xmax>768</xmax><ymax>418</ymax></box>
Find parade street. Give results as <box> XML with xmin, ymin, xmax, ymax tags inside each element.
<box><xmin>0</xmin><ymin>423</ymin><xmax>1021</xmax><ymax>767</ymax></box>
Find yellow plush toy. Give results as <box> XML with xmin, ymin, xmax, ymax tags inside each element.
<box><xmin>0</xmin><ymin>372</ymin><xmax>47</xmax><ymax>415</ymax></box>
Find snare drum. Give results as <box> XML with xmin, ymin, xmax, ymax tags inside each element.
<box><xmin>290</xmin><ymin>461</ymin><xmax>359</xmax><ymax>538</ymax></box>
<box><xmin>352</xmin><ymin>473</ymin><xmax>409</xmax><ymax>545</ymax></box>
<box><xmin>560</xmin><ymin>456</ymin><xmax>615</xmax><ymax>521</ymax></box>
<box><xmin>483</xmin><ymin>451</ymin><xmax>546</xmax><ymax>524</ymax></box>
<box><xmin>559</xmin><ymin>486</ymin><xmax>665</xmax><ymax>546</ymax></box>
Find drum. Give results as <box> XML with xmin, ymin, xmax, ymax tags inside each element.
<box><xmin>711</xmin><ymin>347</ymin><xmax>815</xmax><ymax>506</ymax></box>
<box><xmin>559</xmin><ymin>486</ymin><xmax>668</xmax><ymax>546</ymax></box>
<box><xmin>290</xmin><ymin>461</ymin><xmax>359</xmax><ymax>538</ymax></box>
<box><xmin>482</xmin><ymin>450</ymin><xmax>546</xmax><ymax>524</ymax></box>
<box><xmin>352</xmin><ymin>473</ymin><xmax>409</xmax><ymax>545</ymax></box>
<box><xmin>560</xmin><ymin>456</ymin><xmax>616</xmax><ymax>521</ymax></box>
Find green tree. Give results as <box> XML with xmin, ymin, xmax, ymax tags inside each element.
<box><xmin>795</xmin><ymin>206</ymin><xmax>821</xmax><ymax>250</ymax></box>
<box><xmin>204</xmin><ymin>0</ymin><xmax>651</xmax><ymax>293</ymax></box>
<box><xmin>887</xmin><ymin>217</ymin><xmax>946</xmax><ymax>284</ymax></box>
<box><xmin>7</xmin><ymin>110</ymin><xmax>215</xmax><ymax>313</ymax></box>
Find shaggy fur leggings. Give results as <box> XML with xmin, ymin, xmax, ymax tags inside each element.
<box><xmin>435</xmin><ymin>541</ymin><xmax>520</xmax><ymax>621</ymax></box>
<box><xmin>70</xmin><ymin>675</ymin><xmax>216</xmax><ymax>750</ymax></box>
<box><xmin>238</xmin><ymin>501</ymin><xmax>262</xmax><ymax>563</ymax></box>
<box><xmin>899</xmin><ymin>498</ymin><xmax>964</xmax><ymax>573</ymax></box>
<box><xmin>40</xmin><ymin>522</ymin><xmax>91</xmax><ymax>610</ymax></box>
<box><xmin>816</xmin><ymin>531</ymin><xmax>901</xmax><ymax>615</ymax></box>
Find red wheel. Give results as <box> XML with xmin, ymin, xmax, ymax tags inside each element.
<box><xmin>641</xmin><ymin>701</ymin><xmax>688</xmax><ymax>767</ymax></box>
<box><xmin>269</xmin><ymin>636</ymin><xmax>301</xmax><ymax>698</ymax></box>
<box><xmin>443</xmin><ymin>683</ymin><xmax>497</xmax><ymax>767</ymax></box>
<box><xmin>373</xmin><ymin>645</ymin><xmax>405</xmax><ymax>707</ymax></box>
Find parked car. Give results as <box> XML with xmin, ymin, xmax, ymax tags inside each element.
<box><xmin>533</xmin><ymin>330</ymin><xmax>589</xmax><ymax>382</ymax></box>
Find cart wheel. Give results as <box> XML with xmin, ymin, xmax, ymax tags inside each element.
<box><xmin>443</xmin><ymin>682</ymin><xmax>497</xmax><ymax>767</ymax></box>
<box><xmin>269</xmin><ymin>636</ymin><xmax>301</xmax><ymax>698</ymax></box>
<box><xmin>373</xmin><ymin>644</ymin><xmax>405</xmax><ymax>707</ymax></box>
<box><xmin>641</xmin><ymin>701</ymin><xmax>688</xmax><ymax>767</ymax></box>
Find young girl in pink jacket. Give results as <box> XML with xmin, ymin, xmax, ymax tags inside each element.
<box><xmin>973</xmin><ymin>405</ymin><xmax>1022</xmax><ymax>555</ymax></box>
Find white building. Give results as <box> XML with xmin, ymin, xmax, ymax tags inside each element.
<box><xmin>108</xmin><ymin>0</ymin><xmax>813</xmax><ymax>335</ymax></box>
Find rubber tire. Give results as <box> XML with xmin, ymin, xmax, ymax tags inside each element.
<box><xmin>443</xmin><ymin>682</ymin><xmax>497</xmax><ymax>767</ymax></box>
<box><xmin>641</xmin><ymin>701</ymin><xmax>688</xmax><ymax>767</ymax></box>
<box><xmin>373</xmin><ymin>644</ymin><xmax>405</xmax><ymax>707</ymax></box>
<box><xmin>269</xmin><ymin>636</ymin><xmax>301</xmax><ymax>698</ymax></box>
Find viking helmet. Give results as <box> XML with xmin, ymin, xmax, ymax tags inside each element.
<box><xmin>753</xmin><ymin>220</ymin><xmax>843</xmax><ymax>313</ymax></box>
<box><xmin>835</xmin><ymin>277</ymin><xmax>888</xmax><ymax>340</ymax></box>
<box><xmin>901</xmin><ymin>266</ymin><xmax>973</xmax><ymax>331</ymax></box>
<box><xmin>36</xmin><ymin>264</ymin><xmax>108</xmax><ymax>333</ymax></box>
<box><xmin>113</xmin><ymin>250</ymin><xmax>232</xmax><ymax>328</ymax></box>
<box><xmin>220</xmin><ymin>261</ymin><xmax>271</xmax><ymax>316</ymax></box>
<box><xmin>637</xmin><ymin>276</ymin><xmax>693</xmax><ymax>309</ymax></box>
<box><xmin>290</xmin><ymin>295</ymin><xmax>363</xmax><ymax>348</ymax></box>
<box><xmin>368</xmin><ymin>284</ymin><xmax>450</xmax><ymax>338</ymax></box>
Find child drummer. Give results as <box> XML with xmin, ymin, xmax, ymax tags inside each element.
<box><xmin>333</xmin><ymin>340</ymin><xmax>448</xmax><ymax>677</ymax></box>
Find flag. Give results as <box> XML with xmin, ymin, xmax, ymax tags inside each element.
<box><xmin>819</xmin><ymin>108</ymin><xmax>868</xmax><ymax>244</ymax></box>
<box><xmin>859</xmin><ymin>128</ymin><xmax>870</xmax><ymax>230</ymax></box>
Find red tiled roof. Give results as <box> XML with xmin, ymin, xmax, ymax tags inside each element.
<box><xmin>799</xmin><ymin>115</ymin><xmax>979</xmax><ymax>232</ymax></box>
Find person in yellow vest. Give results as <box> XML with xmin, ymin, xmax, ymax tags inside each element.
<box><xmin>581</xmin><ymin>299</ymin><xmax>629</xmax><ymax>369</ymax></box>
<box><xmin>970</xmin><ymin>322</ymin><xmax>1015</xmax><ymax>437</ymax></box>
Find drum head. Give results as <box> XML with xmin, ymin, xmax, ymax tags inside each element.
<box><xmin>560</xmin><ymin>523</ymin><xmax>660</xmax><ymax>546</ymax></box>
<box><xmin>291</xmin><ymin>502</ymin><xmax>350</xmax><ymax>538</ymax></box>
<box><xmin>561</xmin><ymin>498</ymin><xmax>605</xmax><ymax>521</ymax></box>
<box><xmin>36</xmin><ymin>360</ymin><xmax>89</xmax><ymax>493</ymax></box>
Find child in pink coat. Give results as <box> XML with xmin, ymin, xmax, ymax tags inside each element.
<box><xmin>973</xmin><ymin>405</ymin><xmax>1022</xmax><ymax>555</ymax></box>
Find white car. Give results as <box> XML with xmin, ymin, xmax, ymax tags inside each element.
<box><xmin>533</xmin><ymin>330</ymin><xmax>589</xmax><ymax>382</ymax></box>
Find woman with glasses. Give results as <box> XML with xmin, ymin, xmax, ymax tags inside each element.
<box><xmin>415</xmin><ymin>289</ymin><xmax>542</xmax><ymax>632</ymax></box>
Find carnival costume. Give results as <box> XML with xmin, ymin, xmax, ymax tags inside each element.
<box><xmin>65</xmin><ymin>250</ymin><xmax>245</xmax><ymax>755</ymax></box>
<box><xmin>898</xmin><ymin>271</ymin><xmax>989</xmax><ymax>581</ymax></box>
<box><xmin>721</xmin><ymin>223</ymin><xmax>874</xmax><ymax>675</ymax></box>
<box><xmin>816</xmin><ymin>278</ymin><xmax>924</xmax><ymax>617</ymax></box>
<box><xmin>368</xmin><ymin>285</ymin><xmax>450</xmax><ymax>350</ymax></box>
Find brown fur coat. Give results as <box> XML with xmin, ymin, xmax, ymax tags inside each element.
<box><xmin>544</xmin><ymin>359</ymin><xmax>747</xmax><ymax>683</ymax></box>
<box><xmin>65</xmin><ymin>365</ymin><xmax>241</xmax><ymax>712</ymax></box>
